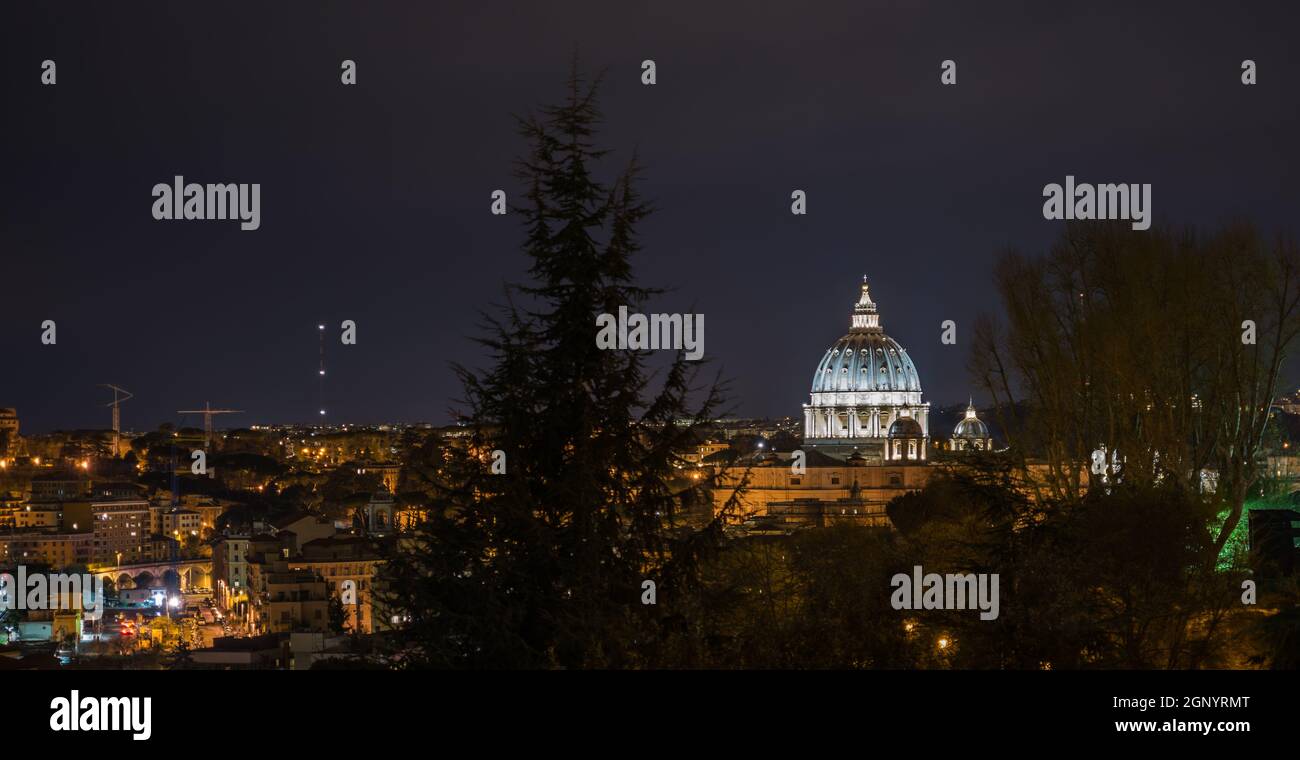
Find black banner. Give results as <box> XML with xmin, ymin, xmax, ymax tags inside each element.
<box><xmin>11</xmin><ymin>670</ymin><xmax>1288</xmax><ymax>747</ymax></box>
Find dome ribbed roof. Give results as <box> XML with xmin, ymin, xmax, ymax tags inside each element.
<box><xmin>953</xmin><ymin>417</ymin><xmax>989</xmax><ymax>438</ymax></box>
<box><xmin>811</xmin><ymin>333</ymin><xmax>922</xmax><ymax>393</ymax></box>
<box><xmin>953</xmin><ymin>402</ymin><xmax>989</xmax><ymax>439</ymax></box>
<box><xmin>810</xmin><ymin>277</ymin><xmax>921</xmax><ymax>394</ymax></box>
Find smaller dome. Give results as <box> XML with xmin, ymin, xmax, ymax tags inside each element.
<box><xmin>953</xmin><ymin>417</ymin><xmax>989</xmax><ymax>439</ymax></box>
<box><xmin>888</xmin><ymin>417</ymin><xmax>923</xmax><ymax>438</ymax></box>
<box><xmin>953</xmin><ymin>402</ymin><xmax>989</xmax><ymax>439</ymax></box>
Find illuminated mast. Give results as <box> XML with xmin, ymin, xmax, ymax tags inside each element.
<box><xmin>318</xmin><ymin>323</ymin><xmax>327</xmax><ymax>420</ymax></box>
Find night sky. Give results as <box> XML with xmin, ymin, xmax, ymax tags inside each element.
<box><xmin>3</xmin><ymin>1</ymin><xmax>1298</xmax><ymax>433</ymax></box>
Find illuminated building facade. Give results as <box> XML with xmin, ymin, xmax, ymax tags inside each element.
<box><xmin>289</xmin><ymin>535</ymin><xmax>386</xmax><ymax>634</ymax></box>
<box><xmin>0</xmin><ymin>408</ymin><xmax>18</xmax><ymax>455</ymax></box>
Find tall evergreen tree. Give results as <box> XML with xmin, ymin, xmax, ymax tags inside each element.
<box><xmin>381</xmin><ymin>67</ymin><xmax>741</xmax><ymax>668</ymax></box>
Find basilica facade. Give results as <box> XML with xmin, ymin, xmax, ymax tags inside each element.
<box><xmin>803</xmin><ymin>277</ymin><xmax>929</xmax><ymax>462</ymax></box>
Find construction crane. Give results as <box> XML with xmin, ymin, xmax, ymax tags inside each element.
<box><xmin>101</xmin><ymin>384</ymin><xmax>134</xmax><ymax>458</ymax></box>
<box><xmin>176</xmin><ymin>402</ymin><xmax>243</xmax><ymax>449</ymax></box>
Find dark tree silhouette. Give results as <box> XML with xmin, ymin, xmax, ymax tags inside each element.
<box><xmin>380</xmin><ymin>65</ymin><xmax>741</xmax><ymax>668</ymax></box>
<box><xmin>971</xmin><ymin>221</ymin><xmax>1300</xmax><ymax>562</ymax></box>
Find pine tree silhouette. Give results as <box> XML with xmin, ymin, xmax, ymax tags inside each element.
<box><xmin>380</xmin><ymin>64</ymin><xmax>742</xmax><ymax>668</ymax></box>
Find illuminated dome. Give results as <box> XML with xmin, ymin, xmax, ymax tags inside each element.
<box><xmin>808</xmin><ymin>276</ymin><xmax>924</xmax><ymax>398</ymax></box>
<box><xmin>802</xmin><ymin>276</ymin><xmax>930</xmax><ymax>461</ymax></box>
<box><xmin>948</xmin><ymin>401</ymin><xmax>992</xmax><ymax>451</ymax></box>
<box><xmin>953</xmin><ymin>402</ymin><xmax>989</xmax><ymax>439</ymax></box>
<box><xmin>811</xmin><ymin>333</ymin><xmax>922</xmax><ymax>393</ymax></box>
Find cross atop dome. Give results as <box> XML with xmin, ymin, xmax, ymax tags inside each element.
<box><xmin>851</xmin><ymin>275</ymin><xmax>881</xmax><ymax>331</ymax></box>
